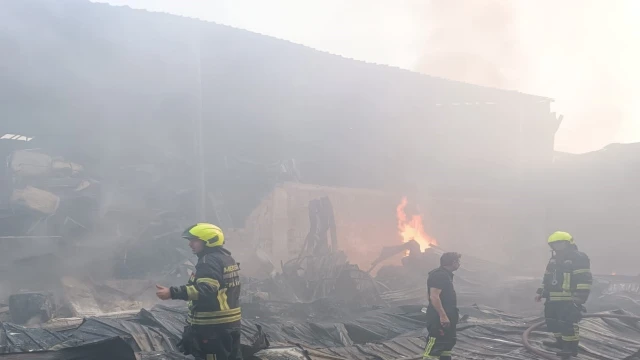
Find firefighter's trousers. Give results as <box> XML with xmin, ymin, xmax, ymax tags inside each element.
<box><xmin>423</xmin><ymin>311</ymin><xmax>458</xmax><ymax>360</ymax></box>
<box><xmin>183</xmin><ymin>328</ymin><xmax>243</xmax><ymax>360</ymax></box>
<box><xmin>544</xmin><ymin>301</ymin><xmax>582</xmax><ymax>355</ymax></box>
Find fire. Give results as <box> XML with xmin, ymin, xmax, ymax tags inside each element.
<box><xmin>396</xmin><ymin>196</ymin><xmax>436</xmax><ymax>251</ymax></box>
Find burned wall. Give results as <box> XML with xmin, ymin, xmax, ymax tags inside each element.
<box><xmin>238</xmin><ymin>181</ymin><xmax>549</xmax><ymax>276</ymax></box>
<box><xmin>241</xmin><ymin>182</ymin><xmax>400</xmax><ymax>272</ymax></box>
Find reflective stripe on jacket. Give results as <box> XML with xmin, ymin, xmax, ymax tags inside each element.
<box><xmin>171</xmin><ymin>247</ymin><xmax>241</xmax><ymax>329</ymax></box>
<box><xmin>541</xmin><ymin>249</ymin><xmax>592</xmax><ymax>303</ymax></box>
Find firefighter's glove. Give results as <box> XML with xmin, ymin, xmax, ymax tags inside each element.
<box><xmin>572</xmin><ymin>301</ymin><xmax>587</xmax><ymax>314</ymax></box>
<box><xmin>572</xmin><ymin>297</ymin><xmax>588</xmax><ymax>312</ymax></box>
<box><xmin>177</xmin><ymin>326</ymin><xmax>200</xmax><ymax>356</ymax></box>
<box><xmin>176</xmin><ymin>338</ymin><xmax>186</xmax><ymax>355</ymax></box>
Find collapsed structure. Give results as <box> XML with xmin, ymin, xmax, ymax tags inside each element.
<box><xmin>1</xmin><ymin>243</ymin><xmax>639</xmax><ymax>359</ymax></box>
<box><xmin>0</xmin><ymin>0</ymin><xmax>639</xmax><ymax>359</ymax></box>
<box><xmin>0</xmin><ymin>0</ymin><xmax>563</xmax><ymax>267</ymax></box>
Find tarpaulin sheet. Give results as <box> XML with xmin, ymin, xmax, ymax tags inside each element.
<box><xmin>236</xmin><ymin>303</ymin><xmax>428</xmax><ymax>348</ymax></box>
<box><xmin>139</xmin><ymin>304</ymin><xmax>269</xmax><ymax>353</ymax></box>
<box><xmin>282</xmin><ymin>307</ymin><xmax>640</xmax><ymax>360</ymax></box>
<box><xmin>0</xmin><ymin>304</ymin><xmax>268</xmax><ymax>359</ymax></box>
<box><xmin>2</xmin><ymin>303</ymin><xmax>639</xmax><ymax>359</ymax></box>
<box><xmin>247</xmin><ymin>304</ymin><xmax>640</xmax><ymax>359</ymax></box>
<box><xmin>69</xmin><ymin>317</ymin><xmax>177</xmax><ymax>352</ymax></box>
<box><xmin>67</xmin><ymin>305</ymin><xmax>268</xmax><ymax>356</ymax></box>
<box><xmin>0</xmin><ymin>323</ymin><xmax>67</xmax><ymax>353</ymax></box>
<box><xmin>137</xmin><ymin>352</ymin><xmax>190</xmax><ymax>360</ymax></box>
<box><xmin>0</xmin><ymin>337</ymin><xmax>135</xmax><ymax>360</ymax></box>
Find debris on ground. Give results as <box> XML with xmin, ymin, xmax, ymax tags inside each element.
<box><xmin>1</xmin><ymin>303</ymin><xmax>638</xmax><ymax>359</ymax></box>
<box><xmin>0</xmin><ymin>149</ymin><xmax>638</xmax><ymax>359</ymax></box>
<box><xmin>8</xmin><ymin>292</ymin><xmax>55</xmax><ymax>325</ymax></box>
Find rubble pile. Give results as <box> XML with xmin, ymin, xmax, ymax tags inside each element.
<box><xmin>0</xmin><ymin>150</ymin><xmax>97</xmax><ymax>241</ymax></box>
<box><xmin>0</xmin><ymin>147</ymin><xmax>199</xmax><ymax>265</ymax></box>
<box><xmin>0</xmin><ymin>149</ymin><xmax>638</xmax><ymax>358</ymax></box>
<box><xmin>2</xmin><ymin>231</ymin><xmax>640</xmax><ymax>359</ymax></box>
<box><xmin>0</xmin><ymin>147</ymin><xmax>201</xmax><ymax>322</ymax></box>
<box><xmin>1</xmin><ymin>301</ymin><xmax>639</xmax><ymax>359</ymax></box>
<box><xmin>1</xmin><ymin>231</ymin><xmax>639</xmax><ymax>358</ymax></box>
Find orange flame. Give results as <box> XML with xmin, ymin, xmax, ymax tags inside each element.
<box><xmin>396</xmin><ymin>196</ymin><xmax>436</xmax><ymax>251</ymax></box>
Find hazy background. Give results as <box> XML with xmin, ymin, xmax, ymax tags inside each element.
<box><xmin>95</xmin><ymin>0</ymin><xmax>640</xmax><ymax>154</ymax></box>
<box><xmin>0</xmin><ymin>0</ymin><xmax>637</xmax><ymax>320</ymax></box>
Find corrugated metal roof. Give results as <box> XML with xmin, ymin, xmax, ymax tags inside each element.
<box><xmin>2</xmin><ymin>301</ymin><xmax>639</xmax><ymax>359</ymax></box>
<box><xmin>1</xmin><ymin>0</ymin><xmax>554</xmax><ymax>173</ymax></box>
<box><xmin>0</xmin><ymin>0</ymin><xmax>552</xmax><ymax>141</ymax></box>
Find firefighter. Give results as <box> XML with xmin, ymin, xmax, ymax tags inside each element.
<box><xmin>536</xmin><ymin>231</ymin><xmax>592</xmax><ymax>359</ymax></box>
<box><xmin>422</xmin><ymin>252</ymin><xmax>462</xmax><ymax>360</ymax></box>
<box><xmin>156</xmin><ymin>223</ymin><xmax>242</xmax><ymax>360</ymax></box>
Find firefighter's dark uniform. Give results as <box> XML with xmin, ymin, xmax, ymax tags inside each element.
<box><xmin>422</xmin><ymin>267</ymin><xmax>458</xmax><ymax>360</ymax></box>
<box><xmin>171</xmin><ymin>245</ymin><xmax>242</xmax><ymax>360</ymax></box>
<box><xmin>537</xmin><ymin>235</ymin><xmax>592</xmax><ymax>358</ymax></box>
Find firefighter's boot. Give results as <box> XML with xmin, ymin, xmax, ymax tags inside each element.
<box><xmin>569</xmin><ymin>341</ymin><xmax>579</xmax><ymax>356</ymax></box>
<box><xmin>557</xmin><ymin>341</ymin><xmax>578</xmax><ymax>359</ymax></box>
<box><xmin>542</xmin><ymin>338</ymin><xmax>563</xmax><ymax>350</ymax></box>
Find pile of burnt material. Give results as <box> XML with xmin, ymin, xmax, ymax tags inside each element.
<box><xmin>0</xmin><ymin>150</ymin><xmax>98</xmax><ymax>243</ymax></box>
<box><xmin>1</xmin><ymin>303</ymin><xmax>638</xmax><ymax>359</ymax></box>
<box><xmin>7</xmin><ymin>292</ymin><xmax>55</xmax><ymax>325</ymax></box>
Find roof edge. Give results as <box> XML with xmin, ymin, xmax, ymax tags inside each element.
<box><xmin>88</xmin><ymin>1</ymin><xmax>553</xmax><ymax>103</ymax></box>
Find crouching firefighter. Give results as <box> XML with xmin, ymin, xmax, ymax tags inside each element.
<box><xmin>156</xmin><ymin>223</ymin><xmax>243</xmax><ymax>360</ymax></box>
<box><xmin>536</xmin><ymin>231</ymin><xmax>592</xmax><ymax>359</ymax></box>
<box><xmin>422</xmin><ymin>252</ymin><xmax>461</xmax><ymax>360</ymax></box>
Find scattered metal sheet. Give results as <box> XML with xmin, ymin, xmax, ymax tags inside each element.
<box><xmin>0</xmin><ymin>336</ymin><xmax>135</xmax><ymax>360</ymax></box>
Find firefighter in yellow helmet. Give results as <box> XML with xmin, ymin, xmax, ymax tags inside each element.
<box><xmin>156</xmin><ymin>223</ymin><xmax>242</xmax><ymax>360</ymax></box>
<box><xmin>535</xmin><ymin>231</ymin><xmax>592</xmax><ymax>359</ymax></box>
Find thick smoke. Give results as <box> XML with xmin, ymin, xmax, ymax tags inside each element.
<box><xmin>413</xmin><ymin>0</ymin><xmax>640</xmax><ymax>153</ymax></box>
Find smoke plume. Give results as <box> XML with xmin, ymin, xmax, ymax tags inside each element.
<box><xmin>413</xmin><ymin>0</ymin><xmax>640</xmax><ymax>153</ymax></box>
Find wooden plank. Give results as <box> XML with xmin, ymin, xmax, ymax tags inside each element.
<box><xmin>60</xmin><ymin>277</ymin><xmax>102</xmax><ymax>317</ymax></box>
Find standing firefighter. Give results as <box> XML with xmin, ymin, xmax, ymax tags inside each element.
<box><xmin>156</xmin><ymin>223</ymin><xmax>243</xmax><ymax>360</ymax></box>
<box><xmin>422</xmin><ymin>252</ymin><xmax>461</xmax><ymax>360</ymax></box>
<box><xmin>536</xmin><ymin>231</ymin><xmax>592</xmax><ymax>359</ymax></box>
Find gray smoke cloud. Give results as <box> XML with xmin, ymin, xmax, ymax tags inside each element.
<box><xmin>412</xmin><ymin>0</ymin><xmax>640</xmax><ymax>153</ymax></box>
<box><xmin>100</xmin><ymin>0</ymin><xmax>640</xmax><ymax>153</ymax></box>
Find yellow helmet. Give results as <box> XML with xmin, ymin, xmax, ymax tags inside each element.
<box><xmin>547</xmin><ymin>231</ymin><xmax>575</xmax><ymax>245</ymax></box>
<box><xmin>182</xmin><ymin>223</ymin><xmax>225</xmax><ymax>248</ymax></box>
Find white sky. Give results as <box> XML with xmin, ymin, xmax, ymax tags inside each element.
<box><xmin>97</xmin><ymin>0</ymin><xmax>640</xmax><ymax>154</ymax></box>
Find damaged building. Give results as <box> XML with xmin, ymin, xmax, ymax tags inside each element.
<box><xmin>2</xmin><ymin>0</ymin><xmax>561</xmax><ymax>268</ymax></box>
<box><xmin>0</xmin><ymin>0</ymin><xmax>638</xmax><ymax>359</ymax></box>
